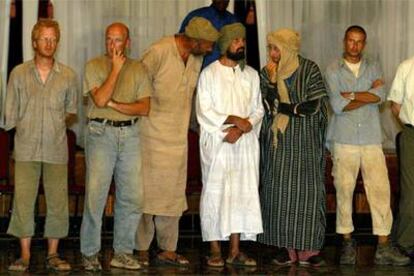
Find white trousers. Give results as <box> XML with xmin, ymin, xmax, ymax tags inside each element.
<box><xmin>332</xmin><ymin>143</ymin><xmax>393</xmax><ymax>236</ymax></box>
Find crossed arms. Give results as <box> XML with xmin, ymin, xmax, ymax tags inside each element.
<box><xmin>341</xmin><ymin>79</ymin><xmax>383</xmax><ymax>112</ymax></box>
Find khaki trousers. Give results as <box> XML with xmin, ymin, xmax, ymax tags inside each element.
<box><xmin>7</xmin><ymin>161</ymin><xmax>68</xmax><ymax>238</ymax></box>
<box><xmin>136</xmin><ymin>213</ymin><xmax>180</xmax><ymax>251</ymax></box>
<box><xmin>332</xmin><ymin>143</ymin><xmax>393</xmax><ymax>236</ymax></box>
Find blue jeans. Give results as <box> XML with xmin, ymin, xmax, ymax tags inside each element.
<box><xmin>80</xmin><ymin>120</ymin><xmax>143</xmax><ymax>256</ymax></box>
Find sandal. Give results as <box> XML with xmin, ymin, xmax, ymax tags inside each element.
<box><xmin>136</xmin><ymin>250</ymin><xmax>150</xmax><ymax>267</ymax></box>
<box><xmin>226</xmin><ymin>252</ymin><xmax>256</xmax><ymax>267</ymax></box>
<box><xmin>8</xmin><ymin>258</ymin><xmax>29</xmax><ymax>272</ymax></box>
<box><xmin>299</xmin><ymin>255</ymin><xmax>326</xmax><ymax>267</ymax></box>
<box><xmin>154</xmin><ymin>252</ymin><xmax>190</xmax><ymax>267</ymax></box>
<box><xmin>46</xmin><ymin>253</ymin><xmax>71</xmax><ymax>271</ymax></box>
<box><xmin>206</xmin><ymin>252</ymin><xmax>224</xmax><ymax>267</ymax></box>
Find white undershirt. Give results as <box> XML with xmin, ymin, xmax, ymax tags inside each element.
<box><xmin>344</xmin><ymin>59</ymin><xmax>361</xmax><ymax>78</ymax></box>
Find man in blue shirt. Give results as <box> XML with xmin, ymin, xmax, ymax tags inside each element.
<box><xmin>179</xmin><ymin>0</ymin><xmax>238</xmax><ymax>69</ymax></box>
<box><xmin>325</xmin><ymin>25</ymin><xmax>410</xmax><ymax>266</ymax></box>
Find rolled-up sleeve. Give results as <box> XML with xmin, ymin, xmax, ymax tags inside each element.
<box><xmin>325</xmin><ymin>68</ymin><xmax>349</xmax><ymax>114</ymax></box>
<box><xmin>368</xmin><ymin>62</ymin><xmax>386</xmax><ymax>103</ymax></box>
<box><xmin>83</xmin><ymin>61</ymin><xmax>100</xmax><ymax>96</ymax></box>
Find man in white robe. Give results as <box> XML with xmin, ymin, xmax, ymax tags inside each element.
<box><xmin>196</xmin><ymin>22</ymin><xmax>264</xmax><ymax>267</ymax></box>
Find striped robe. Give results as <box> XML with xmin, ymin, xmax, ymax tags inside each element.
<box><xmin>258</xmin><ymin>56</ymin><xmax>328</xmax><ymax>251</ymax></box>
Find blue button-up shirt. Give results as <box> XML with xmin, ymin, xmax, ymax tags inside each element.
<box><xmin>325</xmin><ymin>57</ymin><xmax>386</xmax><ymax>146</ymax></box>
<box><xmin>179</xmin><ymin>5</ymin><xmax>239</xmax><ymax>69</ymax></box>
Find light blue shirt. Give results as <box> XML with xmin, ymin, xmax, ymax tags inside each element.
<box><xmin>325</xmin><ymin>57</ymin><xmax>386</xmax><ymax>146</ymax></box>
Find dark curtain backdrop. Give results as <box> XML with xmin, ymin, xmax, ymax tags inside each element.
<box><xmin>234</xmin><ymin>0</ymin><xmax>259</xmax><ymax>71</ymax></box>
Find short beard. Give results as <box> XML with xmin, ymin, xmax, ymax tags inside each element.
<box><xmin>226</xmin><ymin>48</ymin><xmax>245</xmax><ymax>61</ymax></box>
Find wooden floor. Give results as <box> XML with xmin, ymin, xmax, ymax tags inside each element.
<box><xmin>0</xmin><ymin>139</ymin><xmax>410</xmax><ymax>274</ymax></box>
<box><xmin>1</xmin><ymin>236</ymin><xmax>414</xmax><ymax>275</ymax></box>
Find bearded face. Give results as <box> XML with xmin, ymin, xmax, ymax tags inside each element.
<box><xmin>226</xmin><ymin>37</ymin><xmax>246</xmax><ymax>61</ymax></box>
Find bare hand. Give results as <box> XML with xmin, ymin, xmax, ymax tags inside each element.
<box><xmin>341</xmin><ymin>92</ymin><xmax>353</xmax><ymax>99</ymax></box>
<box><xmin>223</xmin><ymin>127</ymin><xmax>243</xmax><ymax>144</ymax></box>
<box><xmin>371</xmin><ymin>79</ymin><xmax>384</xmax><ymax>89</ymax></box>
<box><xmin>235</xmin><ymin>118</ymin><xmax>252</xmax><ymax>133</ymax></box>
<box><xmin>266</xmin><ymin>61</ymin><xmax>278</xmax><ymax>83</ymax></box>
<box><xmin>111</xmin><ymin>47</ymin><xmax>126</xmax><ymax>73</ymax></box>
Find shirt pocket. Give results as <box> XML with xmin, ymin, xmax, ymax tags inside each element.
<box><xmin>17</xmin><ymin>85</ymin><xmax>31</xmax><ymax>120</ymax></box>
<box><xmin>87</xmin><ymin>121</ymin><xmax>105</xmax><ymax>136</ymax></box>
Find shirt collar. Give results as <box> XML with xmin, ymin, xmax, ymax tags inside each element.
<box><xmin>29</xmin><ymin>58</ymin><xmax>61</xmax><ymax>73</ymax></box>
<box><xmin>52</xmin><ymin>60</ymin><xmax>61</xmax><ymax>73</ymax></box>
<box><xmin>339</xmin><ymin>55</ymin><xmax>366</xmax><ymax>68</ymax></box>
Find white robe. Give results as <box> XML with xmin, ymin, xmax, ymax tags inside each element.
<box><xmin>196</xmin><ymin>61</ymin><xmax>264</xmax><ymax>241</ymax></box>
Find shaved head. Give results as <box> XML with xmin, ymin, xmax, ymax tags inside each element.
<box><xmin>106</xmin><ymin>22</ymin><xmax>130</xmax><ymax>40</ymax></box>
<box><xmin>105</xmin><ymin>22</ymin><xmax>130</xmax><ymax>57</ymax></box>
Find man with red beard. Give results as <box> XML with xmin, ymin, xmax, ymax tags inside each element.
<box><xmin>5</xmin><ymin>19</ymin><xmax>77</xmax><ymax>272</ymax></box>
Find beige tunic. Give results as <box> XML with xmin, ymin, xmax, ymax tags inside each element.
<box><xmin>140</xmin><ymin>36</ymin><xmax>202</xmax><ymax>216</ymax></box>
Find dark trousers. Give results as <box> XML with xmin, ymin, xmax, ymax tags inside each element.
<box><xmin>396</xmin><ymin>125</ymin><xmax>414</xmax><ymax>250</ymax></box>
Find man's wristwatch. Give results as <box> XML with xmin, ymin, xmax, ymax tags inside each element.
<box><xmin>349</xmin><ymin>92</ymin><xmax>355</xmax><ymax>101</ymax></box>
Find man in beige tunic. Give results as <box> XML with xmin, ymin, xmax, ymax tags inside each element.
<box><xmin>136</xmin><ymin>17</ymin><xmax>219</xmax><ymax>266</ymax></box>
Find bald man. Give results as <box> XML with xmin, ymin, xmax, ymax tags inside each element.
<box><xmin>136</xmin><ymin>17</ymin><xmax>219</xmax><ymax>266</ymax></box>
<box><xmin>80</xmin><ymin>22</ymin><xmax>152</xmax><ymax>271</ymax></box>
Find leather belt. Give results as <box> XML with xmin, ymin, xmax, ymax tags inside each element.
<box><xmin>90</xmin><ymin>118</ymin><xmax>138</xmax><ymax>127</ymax></box>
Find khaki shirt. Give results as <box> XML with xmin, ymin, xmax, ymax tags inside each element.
<box><xmin>83</xmin><ymin>56</ymin><xmax>152</xmax><ymax>120</ymax></box>
<box><xmin>5</xmin><ymin>60</ymin><xmax>78</xmax><ymax>164</ymax></box>
<box><xmin>140</xmin><ymin>36</ymin><xmax>203</xmax><ymax>216</ymax></box>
